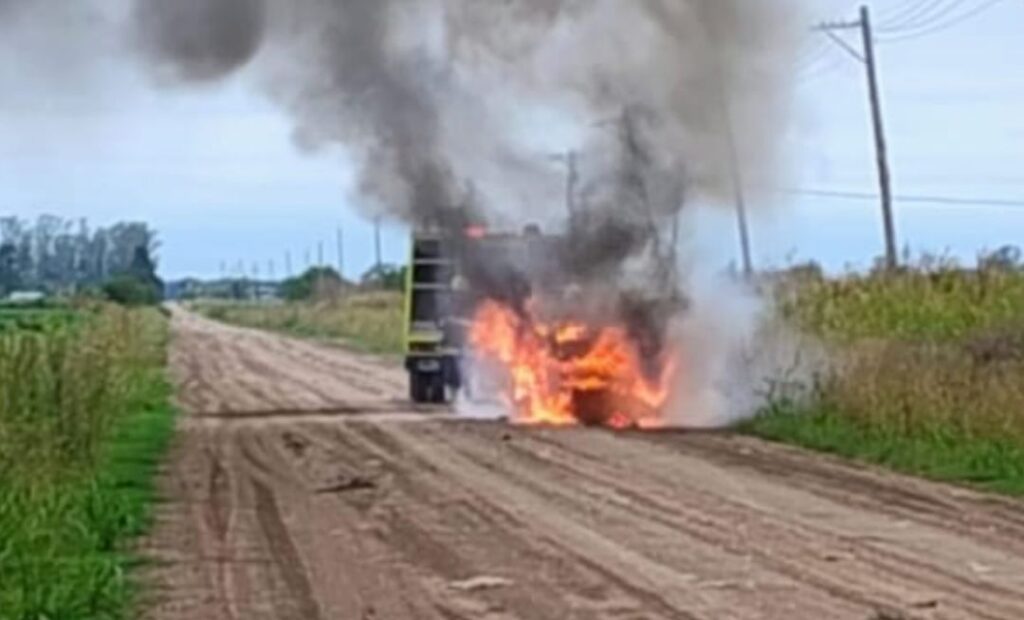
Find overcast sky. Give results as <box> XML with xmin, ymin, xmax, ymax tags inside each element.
<box><xmin>0</xmin><ymin>0</ymin><xmax>1021</xmax><ymax>279</ymax></box>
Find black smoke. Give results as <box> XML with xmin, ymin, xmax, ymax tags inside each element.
<box><xmin>132</xmin><ymin>0</ymin><xmax>267</xmax><ymax>82</ymax></box>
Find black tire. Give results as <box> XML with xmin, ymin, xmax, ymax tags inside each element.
<box><xmin>410</xmin><ymin>371</ymin><xmax>446</xmax><ymax>404</ymax></box>
<box><xmin>429</xmin><ymin>373</ymin><xmax>447</xmax><ymax>404</ymax></box>
<box><xmin>409</xmin><ymin>372</ymin><xmax>428</xmax><ymax>403</ymax></box>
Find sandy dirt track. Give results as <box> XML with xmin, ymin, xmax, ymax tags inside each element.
<box><xmin>142</xmin><ymin>309</ymin><xmax>1024</xmax><ymax>620</ymax></box>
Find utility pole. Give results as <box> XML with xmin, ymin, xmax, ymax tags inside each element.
<box><xmin>549</xmin><ymin>150</ymin><xmax>581</xmax><ymax>227</ymax></box>
<box><xmin>374</xmin><ymin>218</ymin><xmax>383</xmax><ymax>271</ymax></box>
<box><xmin>701</xmin><ymin>12</ymin><xmax>754</xmax><ymax>278</ymax></box>
<box><xmin>316</xmin><ymin>241</ymin><xmax>325</xmax><ymax>300</ymax></box>
<box><xmin>336</xmin><ymin>227</ymin><xmax>345</xmax><ymax>280</ymax></box>
<box><xmin>285</xmin><ymin>251</ymin><xmax>292</xmax><ymax>278</ymax></box>
<box><xmin>723</xmin><ymin>116</ymin><xmax>753</xmax><ymax>278</ymax></box>
<box><xmin>861</xmin><ymin>6</ymin><xmax>897</xmax><ymax>271</ymax></box>
<box><xmin>817</xmin><ymin>6</ymin><xmax>898</xmax><ymax>270</ymax></box>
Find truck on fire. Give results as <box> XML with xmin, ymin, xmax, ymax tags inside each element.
<box><xmin>403</xmin><ymin>225</ymin><xmax>558</xmax><ymax>404</ymax></box>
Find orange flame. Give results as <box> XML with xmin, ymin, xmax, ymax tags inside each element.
<box><xmin>469</xmin><ymin>300</ymin><xmax>677</xmax><ymax>428</ymax></box>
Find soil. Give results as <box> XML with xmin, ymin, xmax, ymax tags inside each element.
<box><xmin>141</xmin><ymin>308</ymin><xmax>1024</xmax><ymax>620</ymax></box>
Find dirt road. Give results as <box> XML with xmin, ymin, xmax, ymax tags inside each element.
<box><xmin>143</xmin><ymin>309</ymin><xmax>1024</xmax><ymax>620</ymax></box>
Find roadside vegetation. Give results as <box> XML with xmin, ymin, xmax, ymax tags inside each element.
<box><xmin>745</xmin><ymin>259</ymin><xmax>1024</xmax><ymax>495</ymax></box>
<box><xmin>0</xmin><ymin>303</ymin><xmax>175</xmax><ymax>619</ymax></box>
<box><xmin>197</xmin><ymin>290</ymin><xmax>405</xmax><ymax>355</ymax></box>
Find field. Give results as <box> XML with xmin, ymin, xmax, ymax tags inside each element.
<box><xmin>193</xmin><ymin>291</ymin><xmax>404</xmax><ymax>355</ymax></box>
<box><xmin>747</xmin><ymin>264</ymin><xmax>1024</xmax><ymax>494</ymax></box>
<box><xmin>0</xmin><ymin>304</ymin><xmax>175</xmax><ymax>620</ymax></box>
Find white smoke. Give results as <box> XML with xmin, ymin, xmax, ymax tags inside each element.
<box><xmin>663</xmin><ymin>273</ymin><xmax>827</xmax><ymax>429</ymax></box>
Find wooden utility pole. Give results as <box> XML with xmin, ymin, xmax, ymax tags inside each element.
<box><xmin>860</xmin><ymin>6</ymin><xmax>897</xmax><ymax>270</ymax></box>
<box><xmin>284</xmin><ymin>251</ymin><xmax>292</xmax><ymax>278</ymax></box>
<box><xmin>374</xmin><ymin>218</ymin><xmax>383</xmax><ymax>271</ymax></box>
<box><xmin>817</xmin><ymin>6</ymin><xmax>898</xmax><ymax>270</ymax></box>
<box><xmin>723</xmin><ymin>117</ymin><xmax>754</xmax><ymax>278</ymax></box>
<box><xmin>336</xmin><ymin>227</ymin><xmax>345</xmax><ymax>280</ymax></box>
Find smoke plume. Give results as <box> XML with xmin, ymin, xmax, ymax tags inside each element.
<box><xmin>132</xmin><ymin>0</ymin><xmax>267</xmax><ymax>82</ymax></box>
<box><xmin>127</xmin><ymin>0</ymin><xmax>798</xmax><ymax>232</ymax></box>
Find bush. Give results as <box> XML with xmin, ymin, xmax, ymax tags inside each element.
<box><xmin>280</xmin><ymin>267</ymin><xmax>345</xmax><ymax>301</ymax></box>
<box><xmin>103</xmin><ymin>275</ymin><xmax>161</xmax><ymax>307</ymax></box>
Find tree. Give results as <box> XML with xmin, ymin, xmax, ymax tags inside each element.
<box><xmin>280</xmin><ymin>267</ymin><xmax>344</xmax><ymax>301</ymax></box>
<box><xmin>0</xmin><ymin>243</ymin><xmax>20</xmax><ymax>295</ymax></box>
<box><xmin>0</xmin><ymin>215</ymin><xmax>162</xmax><ymax>297</ymax></box>
<box><xmin>103</xmin><ymin>275</ymin><xmax>161</xmax><ymax>306</ymax></box>
<box><xmin>104</xmin><ymin>244</ymin><xmax>163</xmax><ymax>306</ymax></box>
<box><xmin>361</xmin><ymin>263</ymin><xmax>406</xmax><ymax>291</ymax></box>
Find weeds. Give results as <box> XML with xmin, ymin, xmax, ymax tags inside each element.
<box><xmin>197</xmin><ymin>292</ymin><xmax>404</xmax><ymax>355</ymax></box>
<box><xmin>0</xmin><ymin>306</ymin><xmax>175</xmax><ymax>619</ymax></box>
<box><xmin>747</xmin><ymin>264</ymin><xmax>1024</xmax><ymax>494</ymax></box>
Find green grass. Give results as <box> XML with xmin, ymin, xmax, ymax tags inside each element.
<box><xmin>743</xmin><ymin>264</ymin><xmax>1024</xmax><ymax>495</ymax></box>
<box><xmin>0</xmin><ymin>307</ymin><xmax>79</xmax><ymax>334</ymax></box>
<box><xmin>196</xmin><ymin>292</ymin><xmax>404</xmax><ymax>355</ymax></box>
<box><xmin>742</xmin><ymin>405</ymin><xmax>1024</xmax><ymax>496</ymax></box>
<box><xmin>778</xmin><ymin>266</ymin><xmax>1024</xmax><ymax>342</ymax></box>
<box><xmin>0</xmin><ymin>307</ymin><xmax>176</xmax><ymax>620</ymax></box>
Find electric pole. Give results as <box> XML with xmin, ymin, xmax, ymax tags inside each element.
<box><xmin>817</xmin><ymin>6</ymin><xmax>897</xmax><ymax>270</ymax></box>
<box><xmin>374</xmin><ymin>218</ymin><xmax>383</xmax><ymax>271</ymax></box>
<box><xmin>285</xmin><ymin>251</ymin><xmax>292</xmax><ymax>278</ymax></box>
<box><xmin>336</xmin><ymin>227</ymin><xmax>345</xmax><ymax>280</ymax></box>
<box><xmin>723</xmin><ymin>116</ymin><xmax>753</xmax><ymax>278</ymax></box>
<box><xmin>700</xmin><ymin>9</ymin><xmax>754</xmax><ymax>278</ymax></box>
<box><xmin>549</xmin><ymin>150</ymin><xmax>581</xmax><ymax>227</ymax></box>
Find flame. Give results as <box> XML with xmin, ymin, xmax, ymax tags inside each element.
<box><xmin>469</xmin><ymin>300</ymin><xmax>677</xmax><ymax>428</ymax></box>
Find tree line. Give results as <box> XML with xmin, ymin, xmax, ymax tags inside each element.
<box><xmin>0</xmin><ymin>215</ymin><xmax>162</xmax><ymax>302</ymax></box>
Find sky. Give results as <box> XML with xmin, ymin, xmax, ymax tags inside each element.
<box><xmin>0</xmin><ymin>0</ymin><xmax>1021</xmax><ymax>279</ymax></box>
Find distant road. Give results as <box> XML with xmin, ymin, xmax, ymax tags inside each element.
<box><xmin>142</xmin><ymin>308</ymin><xmax>1024</xmax><ymax>620</ymax></box>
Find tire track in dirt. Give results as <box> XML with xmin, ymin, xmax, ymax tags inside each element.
<box><xmin>141</xmin><ymin>307</ymin><xmax>1024</xmax><ymax>620</ymax></box>
<box><xmin>428</xmin><ymin>423</ymin><xmax>1024</xmax><ymax>619</ymax></box>
<box><xmin>251</xmin><ymin>478</ymin><xmax>323</xmax><ymax>620</ymax></box>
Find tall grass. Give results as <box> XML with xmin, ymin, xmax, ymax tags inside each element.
<box><xmin>197</xmin><ymin>291</ymin><xmax>404</xmax><ymax>355</ymax></box>
<box><xmin>778</xmin><ymin>264</ymin><xmax>1024</xmax><ymax>341</ymax></box>
<box><xmin>747</xmin><ymin>264</ymin><xmax>1024</xmax><ymax>494</ymax></box>
<box><xmin>0</xmin><ymin>305</ymin><xmax>175</xmax><ymax>619</ymax></box>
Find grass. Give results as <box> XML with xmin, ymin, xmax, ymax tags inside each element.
<box><xmin>196</xmin><ymin>291</ymin><xmax>405</xmax><ymax>355</ymax></box>
<box><xmin>742</xmin><ymin>405</ymin><xmax>1024</xmax><ymax>496</ymax></box>
<box><xmin>777</xmin><ymin>264</ymin><xmax>1024</xmax><ymax>342</ymax></box>
<box><xmin>0</xmin><ymin>305</ymin><xmax>176</xmax><ymax>620</ymax></box>
<box><xmin>745</xmin><ymin>263</ymin><xmax>1024</xmax><ymax>495</ymax></box>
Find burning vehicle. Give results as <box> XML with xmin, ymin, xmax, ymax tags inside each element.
<box><xmin>404</xmin><ymin>214</ymin><xmax>685</xmax><ymax>429</ymax></box>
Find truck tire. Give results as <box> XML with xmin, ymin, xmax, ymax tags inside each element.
<box><xmin>430</xmin><ymin>374</ymin><xmax>447</xmax><ymax>404</ymax></box>
<box><xmin>410</xmin><ymin>371</ymin><xmax>446</xmax><ymax>404</ymax></box>
<box><xmin>410</xmin><ymin>372</ymin><xmax>427</xmax><ymax>403</ymax></box>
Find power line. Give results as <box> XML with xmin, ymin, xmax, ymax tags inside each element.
<box><xmin>878</xmin><ymin>0</ymin><xmax>1008</xmax><ymax>41</ymax></box>
<box><xmin>878</xmin><ymin>0</ymin><xmax>968</xmax><ymax>32</ymax></box>
<box><xmin>877</xmin><ymin>0</ymin><xmax>946</xmax><ymax>29</ymax></box>
<box><xmin>777</xmin><ymin>187</ymin><xmax>1024</xmax><ymax>209</ymax></box>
